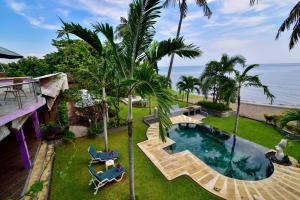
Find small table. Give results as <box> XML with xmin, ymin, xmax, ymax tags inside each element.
<box><xmin>105</xmin><ymin>159</ymin><xmax>115</xmax><ymax>170</ymax></box>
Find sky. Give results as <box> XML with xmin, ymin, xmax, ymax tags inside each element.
<box><xmin>1</xmin><ymin>0</ymin><xmax>300</xmax><ymax>66</ymax></box>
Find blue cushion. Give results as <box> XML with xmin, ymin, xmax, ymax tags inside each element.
<box><xmin>98</xmin><ymin>167</ymin><xmax>125</xmax><ymax>181</ymax></box>
<box><xmin>88</xmin><ymin>165</ymin><xmax>125</xmax><ymax>181</ymax></box>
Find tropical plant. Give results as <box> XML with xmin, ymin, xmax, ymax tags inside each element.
<box><xmin>250</xmin><ymin>0</ymin><xmax>300</xmax><ymax>49</ymax></box>
<box><xmin>176</xmin><ymin>75</ymin><xmax>200</xmax><ymax>105</ymax></box>
<box><xmin>57</xmin><ymin>25</ymin><xmax>115</xmax><ymax>152</ymax></box>
<box><xmin>199</xmin><ymin>54</ymin><xmax>245</xmax><ymax>104</ymax></box>
<box><xmin>163</xmin><ymin>0</ymin><xmax>211</xmax><ymax>81</ymax></box>
<box><xmin>278</xmin><ymin>109</ymin><xmax>300</xmax><ymax>129</ymax></box>
<box><xmin>58</xmin><ymin>0</ymin><xmax>201</xmax><ymax>199</ymax></box>
<box><xmin>232</xmin><ymin>64</ymin><xmax>275</xmax><ymax>134</ymax></box>
<box><xmin>2</xmin><ymin>56</ymin><xmax>54</xmax><ymax>77</ymax></box>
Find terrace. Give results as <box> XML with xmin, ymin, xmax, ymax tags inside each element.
<box><xmin>0</xmin><ymin>77</ymin><xmax>46</xmax><ymax>126</ymax></box>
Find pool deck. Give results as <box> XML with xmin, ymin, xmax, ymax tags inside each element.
<box><xmin>137</xmin><ymin>115</ymin><xmax>300</xmax><ymax>200</ymax></box>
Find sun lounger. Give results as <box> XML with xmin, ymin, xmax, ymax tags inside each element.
<box><xmin>88</xmin><ymin>145</ymin><xmax>119</xmax><ymax>163</ymax></box>
<box><xmin>88</xmin><ymin>165</ymin><xmax>125</xmax><ymax>195</ymax></box>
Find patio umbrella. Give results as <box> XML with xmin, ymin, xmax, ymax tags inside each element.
<box><xmin>0</xmin><ymin>46</ymin><xmax>23</xmax><ymax>59</ymax></box>
<box><xmin>0</xmin><ymin>46</ymin><xmax>23</xmax><ymax>72</ymax></box>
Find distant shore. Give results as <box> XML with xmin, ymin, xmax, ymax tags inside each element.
<box><xmin>184</xmin><ymin>95</ymin><xmax>295</xmax><ymax>121</ymax></box>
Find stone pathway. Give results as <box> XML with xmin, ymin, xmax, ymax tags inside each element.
<box><xmin>24</xmin><ymin>142</ymin><xmax>54</xmax><ymax>200</ymax></box>
<box><xmin>137</xmin><ymin>115</ymin><xmax>300</xmax><ymax>200</ymax></box>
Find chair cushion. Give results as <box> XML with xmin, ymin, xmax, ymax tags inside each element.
<box><xmin>97</xmin><ymin>167</ymin><xmax>125</xmax><ymax>181</ymax></box>
<box><xmin>97</xmin><ymin>151</ymin><xmax>119</xmax><ymax>160</ymax></box>
<box><xmin>88</xmin><ymin>145</ymin><xmax>98</xmax><ymax>159</ymax></box>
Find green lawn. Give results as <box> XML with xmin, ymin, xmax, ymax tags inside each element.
<box><xmin>50</xmin><ymin>104</ymin><xmax>300</xmax><ymax>200</ymax></box>
<box><xmin>50</xmin><ymin>104</ymin><xmax>216</xmax><ymax>200</ymax></box>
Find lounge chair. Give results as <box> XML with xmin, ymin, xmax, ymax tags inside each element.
<box><xmin>88</xmin><ymin>145</ymin><xmax>119</xmax><ymax>163</ymax></box>
<box><xmin>88</xmin><ymin>165</ymin><xmax>125</xmax><ymax>195</ymax></box>
<box><xmin>170</xmin><ymin>104</ymin><xmax>184</xmax><ymax>116</ymax></box>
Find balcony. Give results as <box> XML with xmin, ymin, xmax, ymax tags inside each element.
<box><xmin>0</xmin><ymin>78</ymin><xmax>46</xmax><ymax>125</ymax></box>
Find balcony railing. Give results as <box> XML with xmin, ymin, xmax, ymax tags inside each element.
<box><xmin>0</xmin><ymin>79</ymin><xmax>42</xmax><ymax>117</ymax></box>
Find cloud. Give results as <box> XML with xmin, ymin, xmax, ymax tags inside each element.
<box><xmin>5</xmin><ymin>0</ymin><xmax>59</xmax><ymax>30</ymax></box>
<box><xmin>5</xmin><ymin>0</ymin><xmax>27</xmax><ymax>12</ymax></box>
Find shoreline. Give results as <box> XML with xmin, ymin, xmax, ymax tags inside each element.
<box><xmin>180</xmin><ymin>95</ymin><xmax>296</xmax><ymax>121</ymax></box>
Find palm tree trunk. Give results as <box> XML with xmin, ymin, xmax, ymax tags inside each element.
<box><xmin>233</xmin><ymin>87</ymin><xmax>241</xmax><ymax>134</ymax></box>
<box><xmin>149</xmin><ymin>96</ymin><xmax>152</xmax><ymax>115</ymax></box>
<box><xmin>167</xmin><ymin>2</ymin><xmax>184</xmax><ymax>81</ymax></box>
<box><xmin>128</xmin><ymin>94</ymin><xmax>135</xmax><ymax>200</ymax></box>
<box><xmin>102</xmin><ymin>87</ymin><xmax>108</xmax><ymax>151</ymax></box>
<box><xmin>186</xmin><ymin>91</ymin><xmax>189</xmax><ymax>105</ymax></box>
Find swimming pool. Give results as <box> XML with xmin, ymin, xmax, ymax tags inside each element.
<box><xmin>165</xmin><ymin>123</ymin><xmax>274</xmax><ymax>181</ymax></box>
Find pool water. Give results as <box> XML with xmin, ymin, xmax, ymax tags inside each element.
<box><xmin>165</xmin><ymin>123</ymin><xmax>274</xmax><ymax>180</ymax></box>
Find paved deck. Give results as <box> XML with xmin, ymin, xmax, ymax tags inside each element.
<box><xmin>138</xmin><ymin>115</ymin><xmax>300</xmax><ymax>200</ymax></box>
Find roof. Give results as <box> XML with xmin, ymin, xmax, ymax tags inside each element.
<box><xmin>0</xmin><ymin>46</ymin><xmax>23</xmax><ymax>59</ymax></box>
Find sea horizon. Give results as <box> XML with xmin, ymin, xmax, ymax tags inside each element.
<box><xmin>158</xmin><ymin>63</ymin><xmax>300</xmax><ymax>108</ymax></box>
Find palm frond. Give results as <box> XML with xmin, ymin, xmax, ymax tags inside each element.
<box><xmin>124</xmin><ymin>0</ymin><xmax>162</xmax><ymax>63</ymax></box>
<box><xmin>145</xmin><ymin>37</ymin><xmax>201</xmax><ymax>67</ymax></box>
<box><xmin>243</xmin><ymin>75</ymin><xmax>275</xmax><ymax>104</ymax></box>
<box><xmin>275</xmin><ymin>1</ymin><xmax>300</xmax><ymax>49</ymax></box>
<box><xmin>241</xmin><ymin>64</ymin><xmax>259</xmax><ymax>77</ymax></box>
<box><xmin>162</xmin><ymin>0</ymin><xmax>177</xmax><ymax>8</ymax></box>
<box><xmin>132</xmin><ymin>64</ymin><xmax>173</xmax><ymax>141</ymax></box>
<box><xmin>195</xmin><ymin>0</ymin><xmax>212</xmax><ymax>18</ymax></box>
<box><xmin>57</xmin><ymin>20</ymin><xmax>103</xmax><ymax>55</ymax></box>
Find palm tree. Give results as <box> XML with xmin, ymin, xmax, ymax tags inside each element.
<box><xmin>199</xmin><ymin>54</ymin><xmax>245</xmax><ymax>103</ymax></box>
<box><xmin>279</xmin><ymin>109</ymin><xmax>300</xmax><ymax>128</ymax></box>
<box><xmin>57</xmin><ymin>24</ymin><xmax>112</xmax><ymax>151</ymax></box>
<box><xmin>232</xmin><ymin>64</ymin><xmax>275</xmax><ymax>134</ymax></box>
<box><xmin>176</xmin><ymin>75</ymin><xmax>200</xmax><ymax>105</ymax></box>
<box><xmin>58</xmin><ymin>1</ymin><xmax>201</xmax><ymax>199</ymax></box>
<box><xmin>164</xmin><ymin>0</ymin><xmax>212</xmax><ymax>81</ymax></box>
<box><xmin>251</xmin><ymin>0</ymin><xmax>300</xmax><ymax>49</ymax></box>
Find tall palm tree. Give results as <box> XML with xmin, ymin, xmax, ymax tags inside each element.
<box><xmin>57</xmin><ymin>24</ymin><xmax>111</xmax><ymax>151</ymax></box>
<box><xmin>164</xmin><ymin>0</ymin><xmax>212</xmax><ymax>81</ymax></box>
<box><xmin>176</xmin><ymin>75</ymin><xmax>200</xmax><ymax>105</ymax></box>
<box><xmin>199</xmin><ymin>54</ymin><xmax>245</xmax><ymax>103</ymax></box>
<box><xmin>232</xmin><ymin>64</ymin><xmax>275</xmax><ymax>134</ymax></box>
<box><xmin>58</xmin><ymin>1</ymin><xmax>201</xmax><ymax>199</ymax></box>
<box><xmin>251</xmin><ymin>0</ymin><xmax>300</xmax><ymax>49</ymax></box>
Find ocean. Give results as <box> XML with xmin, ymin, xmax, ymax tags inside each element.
<box><xmin>158</xmin><ymin>63</ymin><xmax>300</xmax><ymax>107</ymax></box>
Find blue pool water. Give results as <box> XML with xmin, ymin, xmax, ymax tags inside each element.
<box><xmin>165</xmin><ymin>123</ymin><xmax>274</xmax><ymax>180</ymax></box>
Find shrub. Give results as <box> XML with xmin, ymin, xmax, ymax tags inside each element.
<box><xmin>58</xmin><ymin>100</ymin><xmax>68</xmax><ymax>127</ymax></box>
<box><xmin>62</xmin><ymin>129</ymin><xmax>75</xmax><ymax>142</ymax></box>
<box><xmin>285</xmin><ymin>122</ymin><xmax>300</xmax><ymax>134</ymax></box>
<box><xmin>108</xmin><ymin>118</ymin><xmax>127</xmax><ymax>128</ymax></box>
<box><xmin>87</xmin><ymin>125</ymin><xmax>103</xmax><ymax>137</ymax></box>
<box><xmin>41</xmin><ymin>123</ymin><xmax>63</xmax><ymax>140</ymax></box>
<box><xmin>198</xmin><ymin>100</ymin><xmax>230</xmax><ymax>112</ymax></box>
<box><xmin>264</xmin><ymin>114</ymin><xmax>279</xmax><ymax>126</ymax></box>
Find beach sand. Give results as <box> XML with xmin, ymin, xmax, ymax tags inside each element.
<box><xmin>186</xmin><ymin>97</ymin><xmax>292</xmax><ymax>121</ymax></box>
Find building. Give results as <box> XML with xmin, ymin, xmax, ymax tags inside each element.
<box><xmin>0</xmin><ymin>73</ymin><xmax>68</xmax><ymax>199</ymax></box>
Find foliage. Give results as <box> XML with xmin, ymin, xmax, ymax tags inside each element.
<box><xmin>199</xmin><ymin>54</ymin><xmax>245</xmax><ymax>104</ymax></box>
<box><xmin>87</xmin><ymin>124</ymin><xmax>103</xmax><ymax>137</ymax></box>
<box><xmin>198</xmin><ymin>100</ymin><xmax>230</xmax><ymax>112</ymax></box>
<box><xmin>176</xmin><ymin>75</ymin><xmax>200</xmax><ymax>105</ymax></box>
<box><xmin>24</xmin><ymin>180</ymin><xmax>45</xmax><ymax>199</ymax></box>
<box><xmin>58</xmin><ymin>100</ymin><xmax>68</xmax><ymax>127</ymax></box>
<box><xmin>2</xmin><ymin>56</ymin><xmax>54</xmax><ymax>77</ymax></box>
<box><xmin>62</xmin><ymin>129</ymin><xmax>75</xmax><ymax>142</ymax></box>
<box><xmin>264</xmin><ymin>114</ymin><xmax>279</xmax><ymax>126</ymax></box>
<box><xmin>251</xmin><ymin>0</ymin><xmax>300</xmax><ymax>50</ymax></box>
<box><xmin>45</xmin><ymin>39</ymin><xmax>100</xmax><ymax>77</ymax></box>
<box><xmin>279</xmin><ymin>109</ymin><xmax>300</xmax><ymax>128</ymax></box>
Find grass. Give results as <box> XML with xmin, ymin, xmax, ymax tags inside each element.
<box><xmin>50</xmin><ymin>102</ymin><xmax>300</xmax><ymax>200</ymax></box>
<box><xmin>50</xmin><ymin>104</ymin><xmax>217</xmax><ymax>200</ymax></box>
